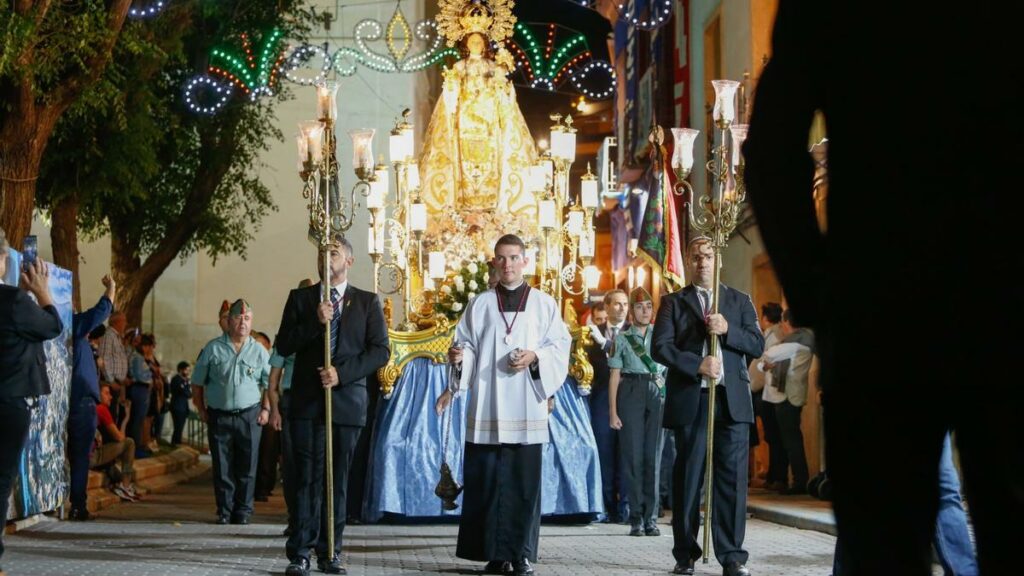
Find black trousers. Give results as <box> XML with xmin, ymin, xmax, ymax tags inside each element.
<box><xmin>760</xmin><ymin>399</ymin><xmax>788</xmax><ymax>484</ymax></box>
<box><xmin>457</xmin><ymin>443</ymin><xmax>543</xmax><ymax>563</ymax></box>
<box><xmin>255</xmin><ymin>423</ymin><xmax>280</xmax><ymax>497</ymax></box>
<box><xmin>286</xmin><ymin>418</ymin><xmax>361</xmax><ymax>561</ymax></box>
<box><xmin>68</xmin><ymin>397</ymin><xmax>97</xmax><ymax>510</ymax></box>
<box><xmin>774</xmin><ymin>400</ymin><xmax>809</xmax><ymax>487</ymax></box>
<box><xmin>671</xmin><ymin>390</ymin><xmax>749</xmax><ymax>567</ymax></box>
<box><xmin>0</xmin><ymin>397</ymin><xmax>32</xmax><ymax>562</ymax></box>
<box><xmin>617</xmin><ymin>375</ymin><xmax>665</xmax><ymax>524</ymax></box>
<box><xmin>207</xmin><ymin>404</ymin><xmax>262</xmax><ymax>519</ymax></box>
<box><xmin>279</xmin><ymin>392</ymin><xmax>296</xmax><ymax>530</ymax></box>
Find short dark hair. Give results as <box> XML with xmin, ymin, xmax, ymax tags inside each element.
<box><xmin>329</xmin><ymin>234</ymin><xmax>354</xmax><ymax>256</ymax></box>
<box><xmin>591</xmin><ymin>302</ymin><xmax>606</xmax><ymax>312</ymax></box>
<box><xmin>89</xmin><ymin>325</ymin><xmax>107</xmax><ymax>340</ymax></box>
<box><xmin>782</xmin><ymin>308</ymin><xmax>798</xmax><ymax>327</ymax></box>
<box><xmin>177</xmin><ymin>361</ymin><xmax>191</xmax><ymax>372</ymax></box>
<box><xmin>139</xmin><ymin>333</ymin><xmax>156</xmax><ymax>347</ymax></box>
<box><xmin>494</xmin><ymin>234</ymin><xmax>526</xmax><ymax>254</ymax></box>
<box><xmin>762</xmin><ymin>302</ymin><xmax>783</xmax><ymax>324</ymax></box>
<box><xmin>603</xmin><ymin>289</ymin><xmax>627</xmax><ymax>305</ymax></box>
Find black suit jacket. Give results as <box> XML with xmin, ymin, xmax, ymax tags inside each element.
<box><xmin>0</xmin><ymin>285</ymin><xmax>64</xmax><ymax>399</ymax></box>
<box><xmin>652</xmin><ymin>284</ymin><xmax>764</xmax><ymax>427</ymax></box>
<box><xmin>275</xmin><ymin>282</ymin><xmax>390</xmax><ymax>426</ymax></box>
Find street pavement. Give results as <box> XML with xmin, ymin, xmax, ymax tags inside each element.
<box><xmin>2</xmin><ymin>471</ymin><xmax>838</xmax><ymax>576</ymax></box>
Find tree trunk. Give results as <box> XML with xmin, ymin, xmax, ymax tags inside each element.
<box><xmin>50</xmin><ymin>191</ymin><xmax>81</xmax><ymax>310</ymax></box>
<box><xmin>110</xmin><ymin>230</ymin><xmax>145</xmax><ymax>328</ymax></box>
<box><xmin>0</xmin><ymin>136</ymin><xmax>48</xmax><ymax>250</ymax></box>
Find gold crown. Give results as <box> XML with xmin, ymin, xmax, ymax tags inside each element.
<box><xmin>459</xmin><ymin>5</ymin><xmax>493</xmax><ymax>36</ymax></box>
<box><xmin>436</xmin><ymin>0</ymin><xmax>516</xmax><ymax>48</ymax></box>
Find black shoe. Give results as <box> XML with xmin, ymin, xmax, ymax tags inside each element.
<box><xmin>231</xmin><ymin>515</ymin><xmax>250</xmax><ymax>525</ymax></box>
<box><xmin>284</xmin><ymin>525</ymin><xmax>293</xmax><ymax>536</ymax></box>
<box><xmin>644</xmin><ymin>520</ymin><xmax>661</xmax><ymax>536</ymax></box>
<box><xmin>672</xmin><ymin>560</ymin><xmax>695</xmax><ymax>575</ymax></box>
<box><xmin>722</xmin><ymin>561</ymin><xmax>751</xmax><ymax>576</ymax></box>
<box><xmin>316</xmin><ymin>555</ymin><xmax>346</xmax><ymax>574</ymax></box>
<box><xmin>216</xmin><ymin>515</ymin><xmax>230</xmax><ymax>525</ymax></box>
<box><xmin>511</xmin><ymin>558</ymin><xmax>534</xmax><ymax>576</ymax></box>
<box><xmin>629</xmin><ymin>522</ymin><xmax>644</xmax><ymax>536</ymax></box>
<box><xmin>286</xmin><ymin>557</ymin><xmax>310</xmax><ymax>576</ymax></box>
<box><xmin>483</xmin><ymin>560</ymin><xmax>513</xmax><ymax>574</ymax></box>
<box><xmin>68</xmin><ymin>508</ymin><xmax>93</xmax><ymax>521</ymax></box>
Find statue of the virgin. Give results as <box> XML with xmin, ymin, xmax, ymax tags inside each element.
<box><xmin>420</xmin><ymin>0</ymin><xmax>537</xmax><ymax>220</ymax></box>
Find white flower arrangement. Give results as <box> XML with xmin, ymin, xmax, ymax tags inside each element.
<box><xmin>435</xmin><ymin>257</ymin><xmax>490</xmax><ymax>321</ymax></box>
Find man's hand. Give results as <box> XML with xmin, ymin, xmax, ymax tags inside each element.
<box><xmin>509</xmin><ymin>349</ymin><xmax>537</xmax><ymax>372</ymax></box>
<box><xmin>547</xmin><ymin>397</ymin><xmax>555</xmax><ymax>414</ymax></box>
<box><xmin>317</xmin><ymin>301</ymin><xmax>334</xmax><ymax>325</ymax></box>
<box><xmin>435</xmin><ymin>389</ymin><xmax>452</xmax><ymax>416</ymax></box>
<box><xmin>706</xmin><ymin>313</ymin><xmax>729</xmax><ymax>335</ymax></box>
<box><xmin>269</xmin><ymin>408</ymin><xmax>283</xmax><ymax>431</ymax></box>
<box><xmin>448</xmin><ymin>345</ymin><xmax>463</xmax><ymax>365</ymax></box>
<box><xmin>19</xmin><ymin>259</ymin><xmax>52</xmax><ymax>306</ymax></box>
<box><xmin>319</xmin><ymin>366</ymin><xmax>339</xmax><ymax>388</ymax></box>
<box><xmin>102</xmin><ymin>274</ymin><xmax>116</xmax><ymax>302</ymax></box>
<box><xmin>698</xmin><ymin>356</ymin><xmax>722</xmax><ymax>380</ymax></box>
<box><xmin>257</xmin><ymin>407</ymin><xmax>270</xmax><ymax>426</ymax></box>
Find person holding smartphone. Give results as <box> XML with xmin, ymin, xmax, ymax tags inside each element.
<box><xmin>0</xmin><ymin>226</ymin><xmax>63</xmax><ymax>570</ymax></box>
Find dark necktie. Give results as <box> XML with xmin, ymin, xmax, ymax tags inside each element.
<box><xmin>330</xmin><ymin>288</ymin><xmax>342</xmax><ymax>354</ymax></box>
<box><xmin>607</xmin><ymin>326</ymin><xmax>619</xmax><ymax>356</ymax></box>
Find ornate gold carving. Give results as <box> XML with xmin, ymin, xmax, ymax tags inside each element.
<box><xmin>377</xmin><ymin>323</ymin><xmax>457</xmax><ymax>397</ymax></box>
<box><xmin>570</xmin><ymin>325</ymin><xmax>594</xmax><ymax>392</ymax></box>
<box><xmin>436</xmin><ymin>0</ymin><xmax>516</xmax><ymax>47</ymax></box>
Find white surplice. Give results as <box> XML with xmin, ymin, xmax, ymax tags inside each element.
<box><xmin>452</xmin><ymin>287</ymin><xmax>571</xmax><ymax>445</ymax></box>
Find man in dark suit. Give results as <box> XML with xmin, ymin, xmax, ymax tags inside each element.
<box><xmin>276</xmin><ymin>235</ymin><xmax>390</xmax><ymax>576</ymax></box>
<box><xmin>0</xmin><ymin>229</ymin><xmax>63</xmax><ymax>570</ymax></box>
<box><xmin>741</xmin><ymin>3</ymin><xmax>1021</xmax><ymax>574</ymax></box>
<box><xmin>585</xmin><ymin>291</ymin><xmax>631</xmax><ymax>522</ymax></box>
<box><xmin>652</xmin><ymin>237</ymin><xmax>764</xmax><ymax>576</ymax></box>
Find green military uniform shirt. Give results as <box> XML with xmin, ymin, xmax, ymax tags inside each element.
<box><xmin>269</xmin><ymin>347</ymin><xmax>295</xmax><ymax>392</ymax></box>
<box><xmin>192</xmin><ymin>334</ymin><xmax>270</xmax><ymax>411</ymax></box>
<box><xmin>608</xmin><ymin>325</ymin><xmax>666</xmax><ymax>375</ymax></box>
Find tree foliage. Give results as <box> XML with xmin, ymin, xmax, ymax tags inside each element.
<box><xmin>34</xmin><ymin>0</ymin><xmax>313</xmax><ymax>322</ymax></box>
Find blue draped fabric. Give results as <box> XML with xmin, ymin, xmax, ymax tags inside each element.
<box><xmin>365</xmin><ymin>358</ymin><xmax>604</xmax><ymax>521</ymax></box>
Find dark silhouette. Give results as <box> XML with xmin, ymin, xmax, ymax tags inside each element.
<box><xmin>743</xmin><ymin>3</ymin><xmax>1022</xmax><ymax>574</ymax></box>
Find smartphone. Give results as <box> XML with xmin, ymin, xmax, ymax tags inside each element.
<box><xmin>22</xmin><ymin>234</ymin><xmax>38</xmax><ymax>270</ymax></box>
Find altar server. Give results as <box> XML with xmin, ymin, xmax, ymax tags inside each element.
<box><xmin>435</xmin><ymin>234</ymin><xmax>572</xmax><ymax>576</ymax></box>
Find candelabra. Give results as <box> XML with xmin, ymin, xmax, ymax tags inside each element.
<box><xmin>669</xmin><ymin>79</ymin><xmax>748</xmax><ymax>564</ymax></box>
<box><xmin>532</xmin><ymin>114</ymin><xmax>601</xmax><ymax>310</ymax></box>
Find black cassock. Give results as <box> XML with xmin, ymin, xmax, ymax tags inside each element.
<box><xmin>456</xmin><ymin>442</ymin><xmax>543</xmax><ymax>562</ymax></box>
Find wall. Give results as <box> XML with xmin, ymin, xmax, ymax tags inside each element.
<box><xmin>33</xmin><ymin>0</ymin><xmax>428</xmax><ymax>366</ymax></box>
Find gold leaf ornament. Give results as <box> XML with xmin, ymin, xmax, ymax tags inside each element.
<box><xmin>436</xmin><ymin>0</ymin><xmax>517</xmax><ymax>47</ymax></box>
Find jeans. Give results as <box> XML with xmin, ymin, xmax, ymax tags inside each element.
<box><xmin>833</xmin><ymin>433</ymin><xmax>977</xmax><ymax>576</ymax></box>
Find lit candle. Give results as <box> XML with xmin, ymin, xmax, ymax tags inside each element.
<box><xmin>367</xmin><ymin>180</ymin><xmax>385</xmax><ymax>209</ymax></box>
<box><xmin>524</xmin><ymin>247</ymin><xmax>538</xmax><ymax>276</ymax></box>
<box><xmin>410</xmin><ymin>202</ymin><xmax>427</xmax><ymax>232</ymax></box>
<box><xmin>308</xmin><ymin>133</ymin><xmax>324</xmax><ymax>164</ymax></box>
<box><xmin>295</xmin><ymin>134</ymin><xmax>309</xmax><ymax>172</ymax></box>
<box><xmin>348</xmin><ymin>129</ymin><xmax>375</xmax><ymax>172</ymax></box>
<box><xmin>636</xmin><ymin>266</ymin><xmax>647</xmax><ymax>289</ymax></box>
<box><xmin>583</xmin><ymin>265</ymin><xmax>601</xmax><ymax>289</ymax></box>
<box><xmin>729</xmin><ymin>124</ymin><xmax>749</xmax><ymax>168</ymax></box>
<box><xmin>671</xmin><ymin>128</ymin><xmax>700</xmax><ymax>174</ymax></box>
<box><xmin>373</xmin><ymin>165</ymin><xmax>389</xmax><ymax>201</ymax></box>
<box><xmin>567</xmin><ymin>210</ymin><xmax>584</xmax><ymax>237</ymax></box>
<box><xmin>712</xmin><ymin>80</ymin><xmax>741</xmax><ymax>125</ymax></box>
<box><xmin>627</xmin><ymin>237</ymin><xmax>638</xmax><ymax>256</ymax></box>
<box><xmin>538</xmin><ymin>200</ymin><xmax>557</xmax><ymax>229</ymax></box>
<box><xmin>407</xmin><ymin>162</ymin><xmax>420</xmax><ymax>190</ymax></box>
<box><xmin>581</xmin><ymin>177</ymin><xmax>599</xmax><ymax>209</ymax></box>
<box><xmin>628</xmin><ymin>266</ymin><xmax>635</xmax><ymax>289</ymax></box>
<box><xmin>428</xmin><ymin>251</ymin><xmax>446</xmax><ymax>279</ymax></box>
<box><xmin>423</xmin><ymin>276</ymin><xmax>435</xmax><ymax>291</ymax></box>
<box><xmin>316</xmin><ymin>81</ymin><xmax>340</xmax><ymax>121</ymax></box>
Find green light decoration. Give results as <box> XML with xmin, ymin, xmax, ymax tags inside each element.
<box><xmin>209</xmin><ymin>27</ymin><xmax>287</xmax><ymax>100</ymax></box>
<box><xmin>506</xmin><ymin>22</ymin><xmax>599</xmax><ymax>94</ymax></box>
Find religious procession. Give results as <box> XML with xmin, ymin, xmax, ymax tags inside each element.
<box><xmin>1</xmin><ymin>1</ymin><xmax>1018</xmax><ymax>576</ymax></box>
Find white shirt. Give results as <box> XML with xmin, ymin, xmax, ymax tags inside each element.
<box><xmin>330</xmin><ymin>280</ymin><xmax>348</xmax><ymax>319</ymax></box>
<box><xmin>758</xmin><ymin>324</ymin><xmax>786</xmax><ymax>403</ymax></box>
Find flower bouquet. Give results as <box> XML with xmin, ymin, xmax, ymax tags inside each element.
<box><xmin>434</xmin><ymin>258</ymin><xmax>490</xmax><ymax>321</ymax></box>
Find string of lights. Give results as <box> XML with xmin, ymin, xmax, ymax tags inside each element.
<box><xmin>129</xmin><ymin>1</ymin><xmax>167</xmax><ymax>19</ymax></box>
<box><xmin>617</xmin><ymin>0</ymin><xmax>673</xmax><ymax>31</ymax></box>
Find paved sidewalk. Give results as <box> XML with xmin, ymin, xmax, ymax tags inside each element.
<box><xmin>747</xmin><ymin>487</ymin><xmax>836</xmax><ymax>535</ymax></box>
<box><xmin>2</xmin><ymin>472</ymin><xmax>837</xmax><ymax>576</ymax></box>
